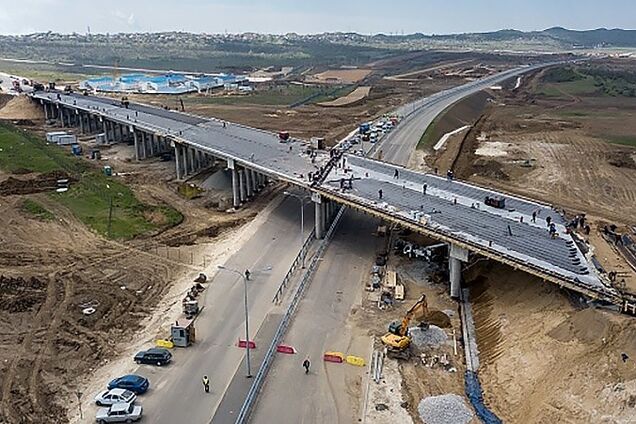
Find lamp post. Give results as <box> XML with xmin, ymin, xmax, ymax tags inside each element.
<box><xmin>283</xmin><ymin>191</ymin><xmax>310</xmax><ymax>268</ymax></box>
<box><xmin>217</xmin><ymin>264</ymin><xmax>271</xmax><ymax>378</ymax></box>
<box><xmin>218</xmin><ymin>265</ymin><xmax>252</xmax><ymax>377</ymax></box>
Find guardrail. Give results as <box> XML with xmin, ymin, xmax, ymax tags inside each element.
<box><xmin>233</xmin><ymin>205</ymin><xmax>346</xmax><ymax>424</ymax></box>
<box><xmin>272</xmin><ymin>228</ymin><xmax>316</xmax><ymax>304</ymax></box>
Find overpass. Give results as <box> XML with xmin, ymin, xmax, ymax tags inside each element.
<box><xmin>29</xmin><ymin>63</ymin><xmax>632</xmax><ymax>311</ymax></box>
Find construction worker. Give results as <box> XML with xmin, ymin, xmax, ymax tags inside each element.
<box><xmin>378</xmin><ymin>189</ymin><xmax>383</xmax><ymax>200</ymax></box>
<box><xmin>532</xmin><ymin>211</ymin><xmax>537</xmax><ymax>223</ymax></box>
<box><xmin>244</xmin><ymin>269</ymin><xmax>251</xmax><ymax>281</ymax></box>
<box><xmin>423</xmin><ymin>183</ymin><xmax>427</xmax><ymax>194</ymax></box>
<box><xmin>303</xmin><ymin>358</ymin><xmax>311</xmax><ymax>374</ymax></box>
<box><xmin>546</xmin><ymin>216</ymin><xmax>552</xmax><ymax>227</ymax></box>
<box><xmin>202</xmin><ymin>375</ymin><xmax>210</xmax><ymax>393</ymax></box>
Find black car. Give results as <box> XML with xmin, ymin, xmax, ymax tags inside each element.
<box><xmin>134</xmin><ymin>348</ymin><xmax>172</xmax><ymax>366</ymax></box>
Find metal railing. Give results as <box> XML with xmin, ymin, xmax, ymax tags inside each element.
<box><xmin>272</xmin><ymin>228</ymin><xmax>316</xmax><ymax>304</ymax></box>
<box><xmin>233</xmin><ymin>205</ymin><xmax>346</xmax><ymax>424</ymax></box>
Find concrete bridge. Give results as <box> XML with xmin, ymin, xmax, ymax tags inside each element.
<box><xmin>29</xmin><ymin>69</ymin><xmax>633</xmax><ymax>311</ymax></box>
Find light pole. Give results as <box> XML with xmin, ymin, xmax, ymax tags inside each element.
<box><xmin>284</xmin><ymin>191</ymin><xmax>310</xmax><ymax>268</ymax></box>
<box><xmin>218</xmin><ymin>265</ymin><xmax>252</xmax><ymax>377</ymax></box>
<box><xmin>217</xmin><ymin>264</ymin><xmax>271</xmax><ymax>378</ymax></box>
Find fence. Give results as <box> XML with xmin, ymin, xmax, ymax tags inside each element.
<box><xmin>232</xmin><ymin>205</ymin><xmax>346</xmax><ymax>424</ymax></box>
<box><xmin>272</xmin><ymin>228</ymin><xmax>316</xmax><ymax>304</ymax></box>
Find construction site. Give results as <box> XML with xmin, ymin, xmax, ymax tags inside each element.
<box><xmin>0</xmin><ymin>44</ymin><xmax>635</xmax><ymax>424</ymax></box>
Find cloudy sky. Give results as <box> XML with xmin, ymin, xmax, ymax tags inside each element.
<box><xmin>0</xmin><ymin>0</ymin><xmax>633</xmax><ymax>35</ymax></box>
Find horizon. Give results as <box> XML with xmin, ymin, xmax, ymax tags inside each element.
<box><xmin>3</xmin><ymin>26</ymin><xmax>635</xmax><ymax>38</ymax></box>
<box><xmin>0</xmin><ymin>0</ymin><xmax>634</xmax><ymax>36</ymax></box>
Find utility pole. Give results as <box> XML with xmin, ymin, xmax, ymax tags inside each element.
<box><xmin>284</xmin><ymin>191</ymin><xmax>310</xmax><ymax>268</ymax></box>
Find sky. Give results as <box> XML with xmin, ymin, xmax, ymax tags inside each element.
<box><xmin>0</xmin><ymin>0</ymin><xmax>633</xmax><ymax>35</ymax></box>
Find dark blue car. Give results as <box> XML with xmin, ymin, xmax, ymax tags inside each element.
<box><xmin>107</xmin><ymin>374</ymin><xmax>149</xmax><ymax>394</ymax></box>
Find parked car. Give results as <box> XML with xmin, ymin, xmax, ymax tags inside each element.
<box><xmin>96</xmin><ymin>401</ymin><xmax>143</xmax><ymax>423</ymax></box>
<box><xmin>107</xmin><ymin>375</ymin><xmax>149</xmax><ymax>394</ymax></box>
<box><xmin>94</xmin><ymin>388</ymin><xmax>137</xmax><ymax>406</ymax></box>
<box><xmin>134</xmin><ymin>347</ymin><xmax>172</xmax><ymax>366</ymax></box>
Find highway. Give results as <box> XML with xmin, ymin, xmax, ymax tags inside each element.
<box><xmin>252</xmin><ymin>210</ymin><xmax>379</xmax><ymax>424</ymax></box>
<box><xmin>106</xmin><ymin>196</ymin><xmax>314</xmax><ymax>424</ymax></box>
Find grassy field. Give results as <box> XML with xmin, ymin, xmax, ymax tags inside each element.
<box><xmin>0</xmin><ymin>122</ymin><xmax>182</xmax><ymax>239</ymax></box>
<box><xmin>21</xmin><ymin>198</ymin><xmax>54</xmax><ymax>221</ymax></box>
<box><xmin>537</xmin><ymin>77</ymin><xmax>599</xmax><ymax>97</ymax></box>
<box><xmin>606</xmin><ymin>135</ymin><xmax>636</xmax><ymax>147</ymax></box>
<box><xmin>417</xmin><ymin>112</ymin><xmax>444</xmax><ymax>150</ymax></box>
<box><xmin>188</xmin><ymin>84</ymin><xmax>350</xmax><ymax>106</ymax></box>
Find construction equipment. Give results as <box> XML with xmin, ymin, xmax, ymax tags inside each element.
<box><xmin>485</xmin><ymin>196</ymin><xmax>506</xmax><ymax>209</ymax></box>
<box><xmin>182</xmin><ymin>299</ymin><xmax>199</xmax><ymax>319</ymax></box>
<box><xmin>121</xmin><ymin>96</ymin><xmax>130</xmax><ymax>108</ymax></box>
<box><xmin>381</xmin><ymin>294</ymin><xmax>428</xmax><ymax>359</ymax></box>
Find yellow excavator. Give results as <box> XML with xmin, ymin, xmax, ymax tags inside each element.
<box><xmin>381</xmin><ymin>294</ymin><xmax>428</xmax><ymax>359</ymax></box>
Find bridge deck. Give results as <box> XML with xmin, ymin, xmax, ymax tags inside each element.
<box><xmin>31</xmin><ymin>85</ymin><xmax>620</xmax><ymax>304</ymax></box>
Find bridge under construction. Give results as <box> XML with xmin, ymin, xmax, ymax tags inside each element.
<box><xmin>30</xmin><ymin>78</ymin><xmax>634</xmax><ymax>313</ymax></box>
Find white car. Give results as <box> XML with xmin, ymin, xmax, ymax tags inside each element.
<box><xmin>96</xmin><ymin>402</ymin><xmax>143</xmax><ymax>423</ymax></box>
<box><xmin>94</xmin><ymin>388</ymin><xmax>137</xmax><ymax>406</ymax></box>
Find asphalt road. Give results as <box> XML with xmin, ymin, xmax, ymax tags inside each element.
<box><xmin>251</xmin><ymin>210</ymin><xmax>380</xmax><ymax>424</ymax></box>
<box><xmin>378</xmin><ymin>64</ymin><xmax>553</xmax><ymax>166</ymax></box>
<box><xmin>111</xmin><ymin>195</ymin><xmax>313</xmax><ymax>424</ymax></box>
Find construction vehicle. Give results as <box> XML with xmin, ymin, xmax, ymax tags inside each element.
<box><xmin>485</xmin><ymin>196</ymin><xmax>506</xmax><ymax>209</ymax></box>
<box><xmin>121</xmin><ymin>96</ymin><xmax>130</xmax><ymax>108</ymax></box>
<box><xmin>381</xmin><ymin>294</ymin><xmax>428</xmax><ymax>359</ymax></box>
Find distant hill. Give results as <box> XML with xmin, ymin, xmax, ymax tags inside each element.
<box><xmin>388</xmin><ymin>27</ymin><xmax>636</xmax><ymax>49</ymax></box>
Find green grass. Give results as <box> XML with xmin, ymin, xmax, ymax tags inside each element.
<box><xmin>21</xmin><ymin>199</ymin><xmax>54</xmax><ymax>221</ymax></box>
<box><xmin>605</xmin><ymin>136</ymin><xmax>636</xmax><ymax>147</ymax></box>
<box><xmin>188</xmin><ymin>85</ymin><xmax>336</xmax><ymax>106</ymax></box>
<box><xmin>0</xmin><ymin>122</ymin><xmax>181</xmax><ymax>239</ymax></box>
<box><xmin>416</xmin><ymin>106</ymin><xmax>449</xmax><ymax>150</ymax></box>
<box><xmin>0</xmin><ymin>123</ymin><xmax>86</xmax><ymax>173</ymax></box>
<box><xmin>537</xmin><ymin>77</ymin><xmax>599</xmax><ymax>97</ymax></box>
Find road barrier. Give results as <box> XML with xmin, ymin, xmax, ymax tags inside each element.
<box><xmin>346</xmin><ymin>355</ymin><xmax>366</xmax><ymax>367</ymax></box>
<box><xmin>237</xmin><ymin>339</ymin><xmax>256</xmax><ymax>349</ymax></box>
<box><xmin>276</xmin><ymin>344</ymin><xmax>296</xmax><ymax>354</ymax></box>
<box><xmin>324</xmin><ymin>352</ymin><xmax>345</xmax><ymax>363</ymax></box>
<box><xmin>232</xmin><ymin>205</ymin><xmax>346</xmax><ymax>424</ymax></box>
<box><xmin>272</xmin><ymin>228</ymin><xmax>316</xmax><ymax>304</ymax></box>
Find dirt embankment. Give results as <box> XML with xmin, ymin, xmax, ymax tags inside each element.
<box><xmin>468</xmin><ymin>263</ymin><xmax>636</xmax><ymax>424</ymax></box>
<box><xmin>0</xmin><ymin>95</ymin><xmax>44</xmax><ymax>121</ymax></box>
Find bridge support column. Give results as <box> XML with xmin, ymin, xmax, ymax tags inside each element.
<box><xmin>449</xmin><ymin>244</ymin><xmax>468</xmax><ymax>299</ymax></box>
<box><xmin>43</xmin><ymin>103</ymin><xmax>49</xmax><ymax>121</ymax></box>
<box><xmin>78</xmin><ymin>112</ymin><xmax>85</xmax><ymax>134</ymax></box>
<box><xmin>238</xmin><ymin>169</ymin><xmax>247</xmax><ymax>203</ymax></box>
<box><xmin>229</xmin><ymin>159</ymin><xmax>240</xmax><ymax>209</ymax></box>
<box><xmin>313</xmin><ymin>193</ymin><xmax>324</xmax><ymax>239</ymax></box>
<box><xmin>174</xmin><ymin>144</ymin><xmax>183</xmax><ymax>179</ymax></box>
<box><xmin>245</xmin><ymin>168</ymin><xmax>253</xmax><ymax>197</ymax></box>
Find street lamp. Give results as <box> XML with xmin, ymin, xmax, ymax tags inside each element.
<box><xmin>283</xmin><ymin>191</ymin><xmax>310</xmax><ymax>268</ymax></box>
<box><xmin>217</xmin><ymin>264</ymin><xmax>271</xmax><ymax>378</ymax></box>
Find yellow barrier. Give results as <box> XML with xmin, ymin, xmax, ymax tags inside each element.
<box><xmin>346</xmin><ymin>355</ymin><xmax>365</xmax><ymax>367</ymax></box>
<box><xmin>156</xmin><ymin>339</ymin><xmax>174</xmax><ymax>349</ymax></box>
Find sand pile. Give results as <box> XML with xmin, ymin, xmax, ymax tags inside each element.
<box><xmin>0</xmin><ymin>95</ymin><xmax>44</xmax><ymax>120</ymax></box>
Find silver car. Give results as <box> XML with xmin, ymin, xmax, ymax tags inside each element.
<box><xmin>94</xmin><ymin>388</ymin><xmax>137</xmax><ymax>406</ymax></box>
<box><xmin>95</xmin><ymin>402</ymin><xmax>142</xmax><ymax>423</ymax></box>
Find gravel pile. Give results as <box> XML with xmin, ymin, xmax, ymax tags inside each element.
<box><xmin>418</xmin><ymin>394</ymin><xmax>473</xmax><ymax>424</ymax></box>
<box><xmin>409</xmin><ymin>325</ymin><xmax>447</xmax><ymax>348</ymax></box>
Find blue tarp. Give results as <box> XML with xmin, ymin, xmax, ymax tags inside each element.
<box><xmin>465</xmin><ymin>371</ymin><xmax>502</xmax><ymax>424</ymax></box>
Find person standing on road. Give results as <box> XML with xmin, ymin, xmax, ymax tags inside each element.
<box><xmin>532</xmin><ymin>210</ymin><xmax>537</xmax><ymax>223</ymax></box>
<box><xmin>423</xmin><ymin>183</ymin><xmax>427</xmax><ymax>195</ymax></box>
<box><xmin>393</xmin><ymin>169</ymin><xmax>399</xmax><ymax>179</ymax></box>
<box><xmin>378</xmin><ymin>189</ymin><xmax>383</xmax><ymax>200</ymax></box>
<box><xmin>303</xmin><ymin>358</ymin><xmax>311</xmax><ymax>374</ymax></box>
<box><xmin>244</xmin><ymin>269</ymin><xmax>251</xmax><ymax>281</ymax></box>
<box><xmin>202</xmin><ymin>375</ymin><xmax>210</xmax><ymax>393</ymax></box>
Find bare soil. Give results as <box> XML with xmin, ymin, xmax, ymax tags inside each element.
<box><xmin>0</xmin><ymin>120</ymin><xmax>262</xmax><ymax>423</ymax></box>
<box><xmin>467</xmin><ymin>263</ymin><xmax>636</xmax><ymax>424</ymax></box>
